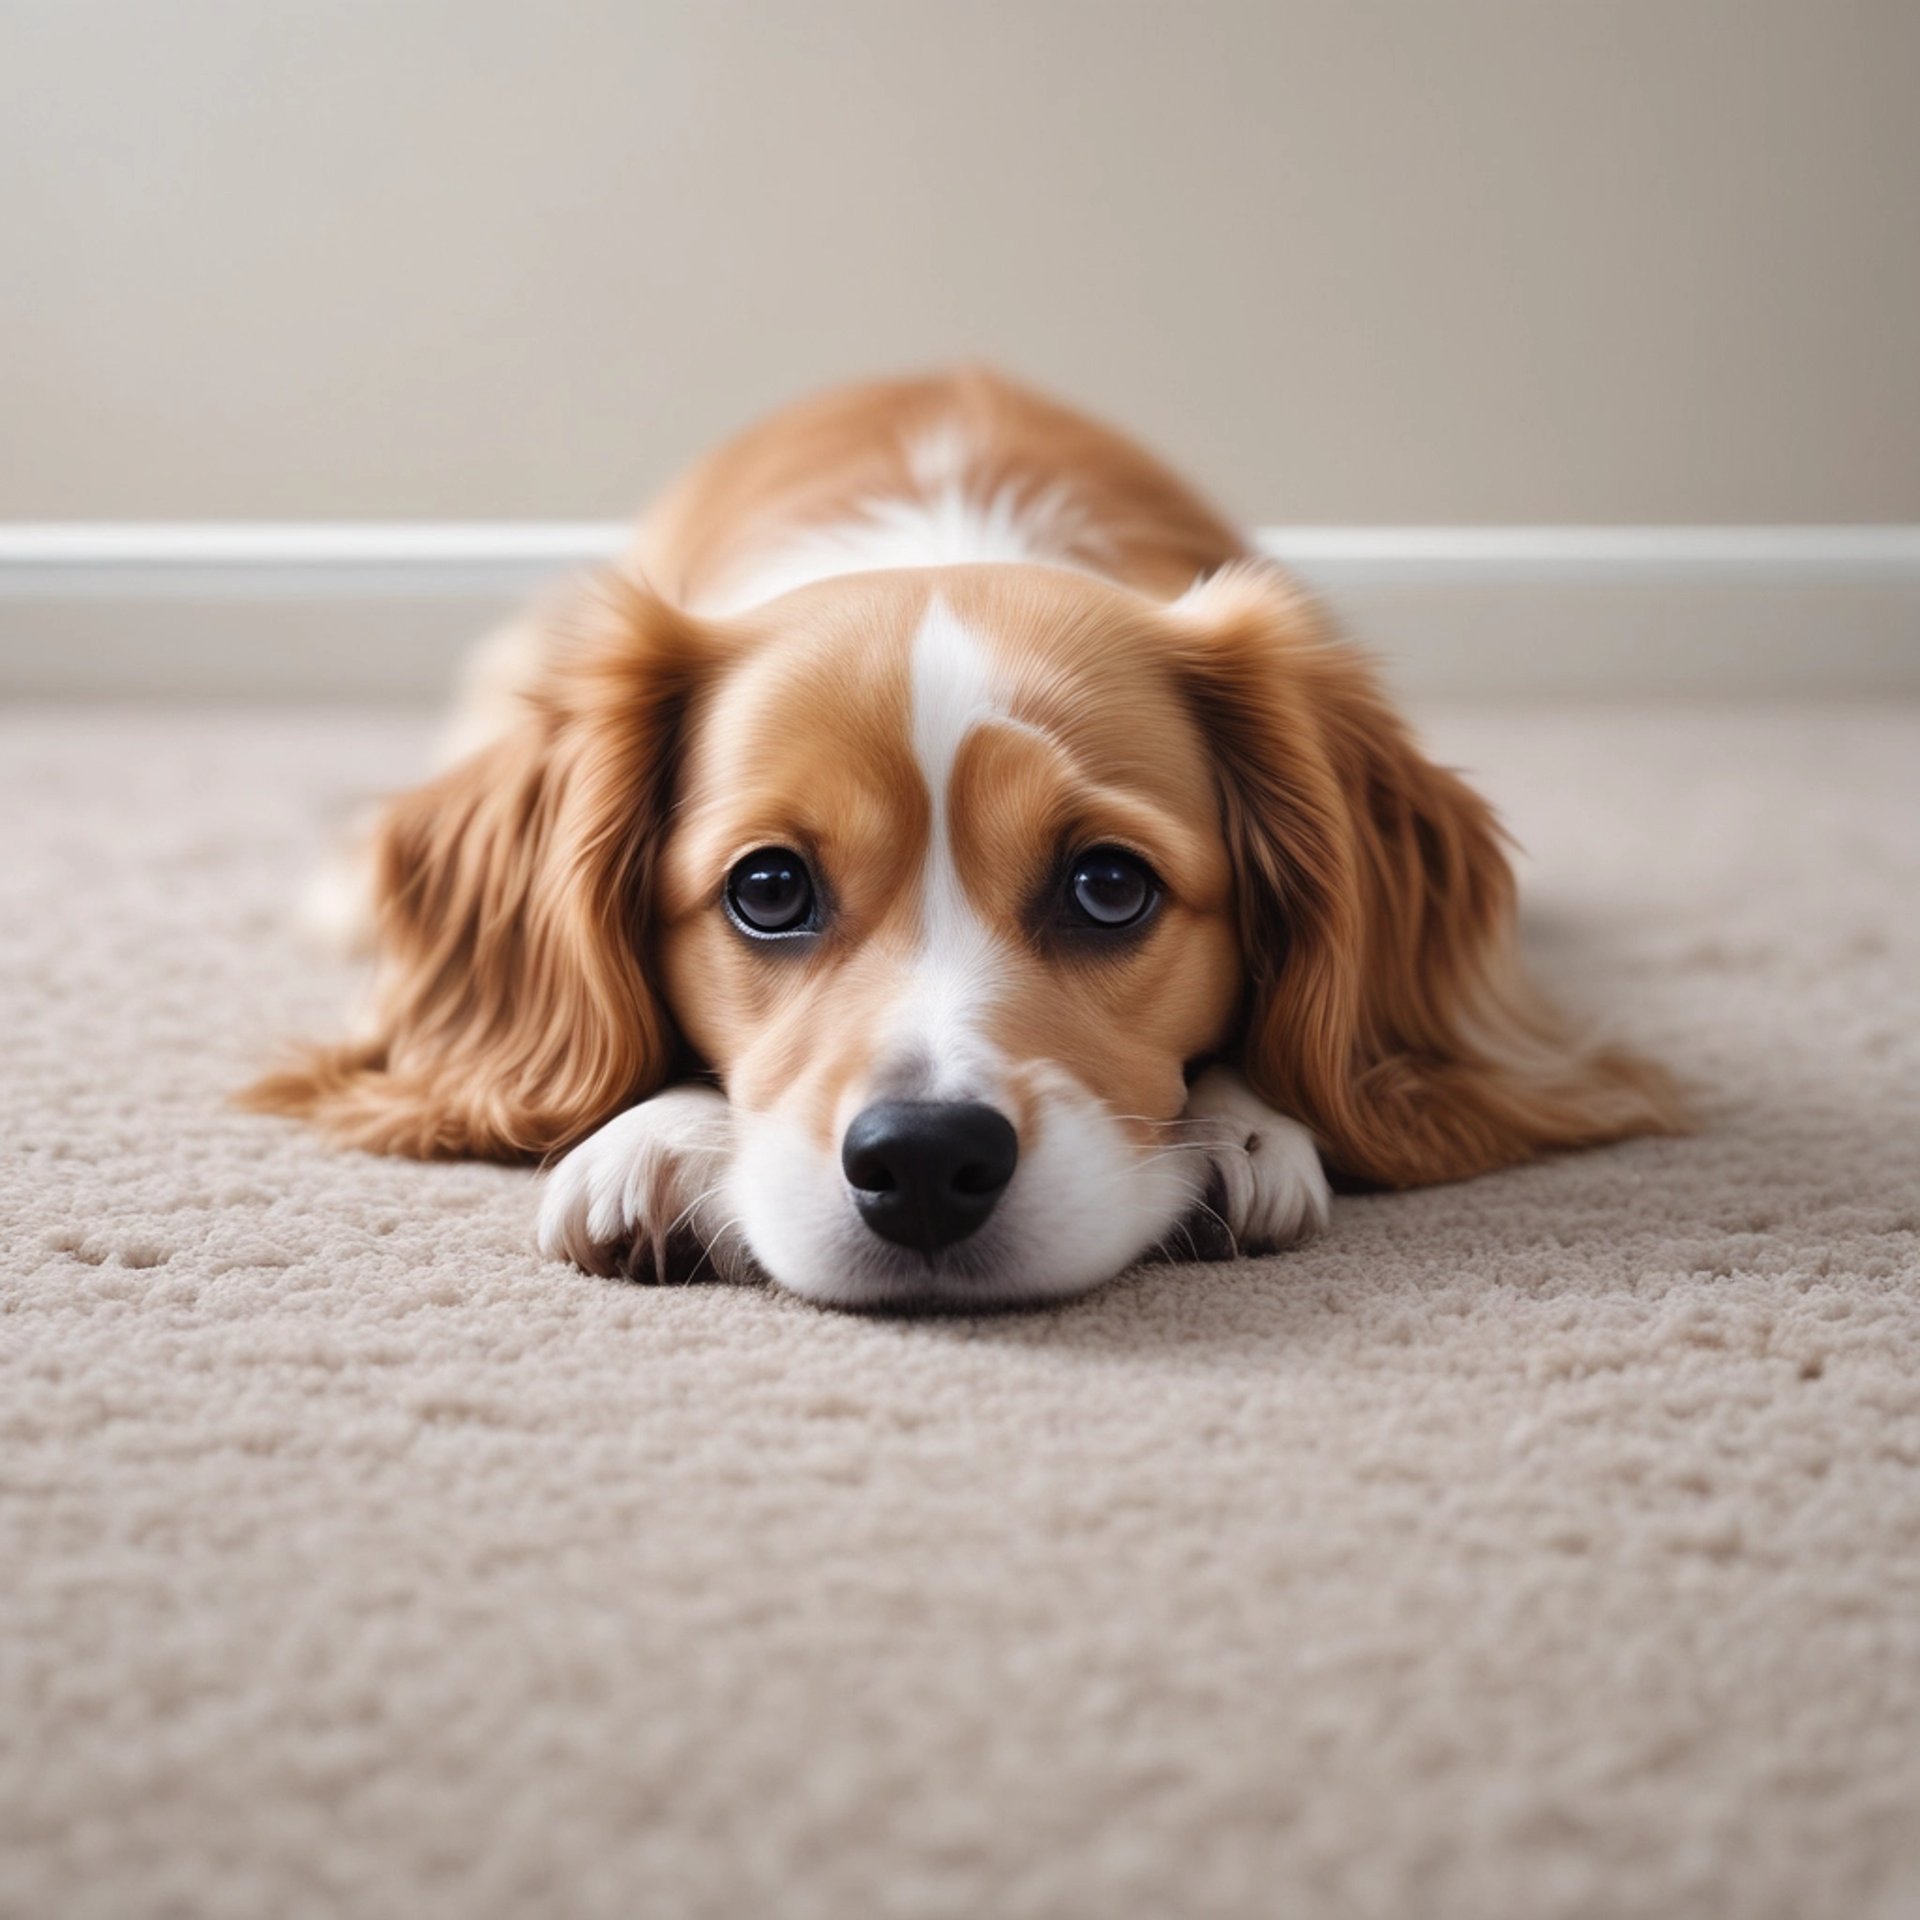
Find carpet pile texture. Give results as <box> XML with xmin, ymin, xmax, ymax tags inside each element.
<box><xmin>3</xmin><ymin>703</ymin><xmax>1917</xmax><ymax>1920</ymax></box>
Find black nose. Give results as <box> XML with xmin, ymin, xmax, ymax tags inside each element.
<box><xmin>841</xmin><ymin>1101</ymin><xmax>1019</xmax><ymax>1254</ymax></box>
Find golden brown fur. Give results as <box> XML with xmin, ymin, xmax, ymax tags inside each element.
<box><xmin>245</xmin><ymin>365</ymin><xmax>1683</xmax><ymax>1221</ymax></box>
<box><xmin>636</xmin><ymin>365</ymin><xmax>1248</xmax><ymax>607</ymax></box>
<box><xmin>1171</xmin><ymin>565</ymin><xmax>1682</xmax><ymax>1184</ymax></box>
<box><xmin>246</xmin><ymin>580</ymin><xmax>712</xmax><ymax>1158</ymax></box>
<box><xmin>653</xmin><ymin>566</ymin><xmax>1246</xmax><ymax>1156</ymax></box>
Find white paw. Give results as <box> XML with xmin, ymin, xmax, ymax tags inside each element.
<box><xmin>1181</xmin><ymin>1065</ymin><xmax>1332</xmax><ymax>1253</ymax></box>
<box><xmin>536</xmin><ymin>1086</ymin><xmax>742</xmax><ymax>1283</ymax></box>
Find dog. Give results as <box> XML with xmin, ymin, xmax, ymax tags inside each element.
<box><xmin>246</xmin><ymin>366</ymin><xmax>1683</xmax><ymax>1309</ymax></box>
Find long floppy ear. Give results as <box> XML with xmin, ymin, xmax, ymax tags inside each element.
<box><xmin>242</xmin><ymin>573</ymin><xmax>712</xmax><ymax>1160</ymax></box>
<box><xmin>1172</xmin><ymin>564</ymin><xmax>1685</xmax><ymax>1187</ymax></box>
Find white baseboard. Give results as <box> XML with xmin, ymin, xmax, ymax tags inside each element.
<box><xmin>4</xmin><ymin>523</ymin><xmax>1917</xmax><ymax>699</ymax></box>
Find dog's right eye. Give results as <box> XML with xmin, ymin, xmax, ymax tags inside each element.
<box><xmin>725</xmin><ymin>847</ymin><xmax>816</xmax><ymax>936</ymax></box>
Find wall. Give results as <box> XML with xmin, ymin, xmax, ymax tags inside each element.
<box><xmin>3</xmin><ymin>0</ymin><xmax>1916</xmax><ymax>698</ymax></box>
<box><xmin>5</xmin><ymin>0</ymin><xmax>1917</xmax><ymax>525</ymax></box>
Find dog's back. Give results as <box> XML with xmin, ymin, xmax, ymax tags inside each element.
<box><xmin>633</xmin><ymin>365</ymin><xmax>1253</xmax><ymax>617</ymax></box>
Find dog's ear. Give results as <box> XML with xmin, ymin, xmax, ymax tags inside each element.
<box><xmin>1171</xmin><ymin>564</ymin><xmax>1684</xmax><ymax>1186</ymax></box>
<box><xmin>242</xmin><ymin>573</ymin><xmax>714</xmax><ymax>1160</ymax></box>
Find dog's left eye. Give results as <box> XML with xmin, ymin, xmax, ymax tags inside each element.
<box><xmin>726</xmin><ymin>847</ymin><xmax>816</xmax><ymax>935</ymax></box>
<box><xmin>1064</xmin><ymin>847</ymin><xmax>1158</xmax><ymax>929</ymax></box>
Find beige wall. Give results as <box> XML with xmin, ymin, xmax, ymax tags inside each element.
<box><xmin>4</xmin><ymin>0</ymin><xmax>1917</xmax><ymax>529</ymax></box>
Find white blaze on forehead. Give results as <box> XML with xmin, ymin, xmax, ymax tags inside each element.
<box><xmin>884</xmin><ymin>596</ymin><xmax>1011</xmax><ymax>1098</ymax></box>
<box><xmin>911</xmin><ymin>595</ymin><xmax>999</xmax><ymax>933</ymax></box>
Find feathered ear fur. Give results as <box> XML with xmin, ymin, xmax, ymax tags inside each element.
<box><xmin>1172</xmin><ymin>564</ymin><xmax>1685</xmax><ymax>1186</ymax></box>
<box><xmin>242</xmin><ymin>573</ymin><xmax>713</xmax><ymax>1160</ymax></box>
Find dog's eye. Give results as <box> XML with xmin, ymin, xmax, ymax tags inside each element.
<box><xmin>1064</xmin><ymin>848</ymin><xmax>1157</xmax><ymax>929</ymax></box>
<box><xmin>726</xmin><ymin>847</ymin><xmax>816</xmax><ymax>935</ymax></box>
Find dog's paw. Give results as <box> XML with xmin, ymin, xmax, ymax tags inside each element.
<box><xmin>1180</xmin><ymin>1065</ymin><xmax>1332</xmax><ymax>1255</ymax></box>
<box><xmin>536</xmin><ymin>1086</ymin><xmax>741</xmax><ymax>1283</ymax></box>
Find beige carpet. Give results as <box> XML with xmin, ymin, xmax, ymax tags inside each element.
<box><xmin>4</xmin><ymin>702</ymin><xmax>1918</xmax><ymax>1920</ymax></box>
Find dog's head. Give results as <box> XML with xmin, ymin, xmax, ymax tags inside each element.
<box><xmin>254</xmin><ymin>561</ymin><xmax>1677</xmax><ymax>1306</ymax></box>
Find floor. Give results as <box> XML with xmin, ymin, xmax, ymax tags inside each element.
<box><xmin>3</xmin><ymin>703</ymin><xmax>1917</xmax><ymax>1920</ymax></box>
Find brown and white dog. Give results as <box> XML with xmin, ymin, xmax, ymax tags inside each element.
<box><xmin>247</xmin><ymin>367</ymin><xmax>1682</xmax><ymax>1309</ymax></box>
